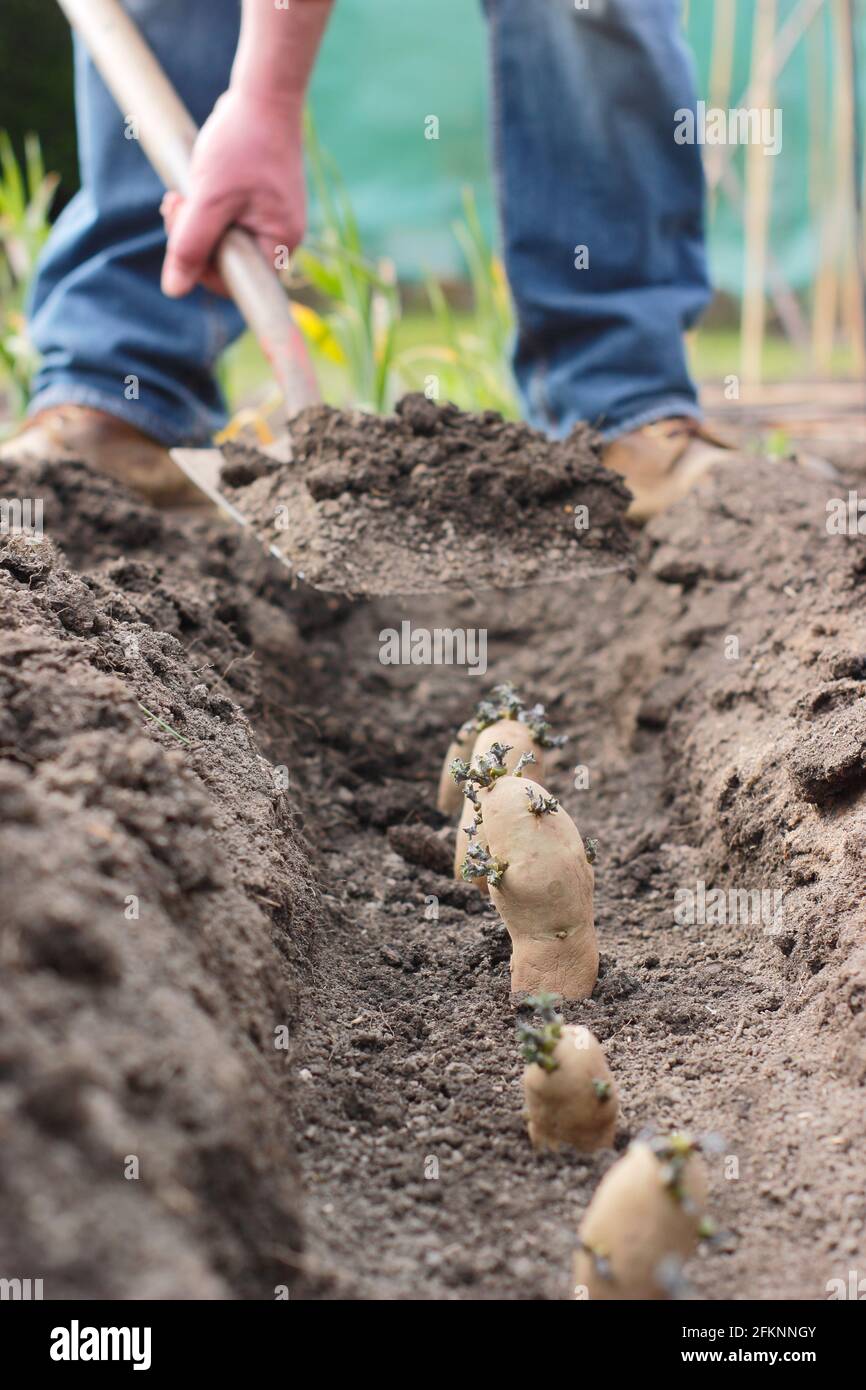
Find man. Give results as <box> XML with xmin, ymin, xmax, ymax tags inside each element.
<box><xmin>3</xmin><ymin>0</ymin><xmax>726</xmax><ymax>518</ymax></box>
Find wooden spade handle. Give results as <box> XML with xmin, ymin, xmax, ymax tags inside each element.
<box><xmin>56</xmin><ymin>0</ymin><xmax>320</xmax><ymax>414</ymax></box>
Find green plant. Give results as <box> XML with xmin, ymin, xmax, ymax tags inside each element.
<box><xmin>407</xmin><ymin>187</ymin><xmax>518</xmax><ymax>416</ymax></box>
<box><xmin>648</xmin><ymin>1132</ymin><xmax>707</xmax><ymax>1208</ymax></box>
<box><xmin>292</xmin><ymin>112</ymin><xmax>401</xmax><ymax>412</ymax></box>
<box><xmin>450</xmin><ymin>740</ymin><xmax>512</xmax><ymax>794</ymax></box>
<box><xmin>0</xmin><ymin>131</ymin><xmax>58</xmax><ymax>419</ymax></box>
<box><xmin>288</xmin><ymin>127</ymin><xmax>520</xmax><ymax>417</ymax></box>
<box><xmin>518</xmin><ymin>703</ymin><xmax>568</xmax><ymax>749</ymax></box>
<box><xmin>457</xmin><ymin>680</ymin><xmax>569</xmax><ymax>749</ymax></box>
<box><xmin>469</xmin><ymin>680</ymin><xmax>524</xmax><ymax>731</ymax></box>
<box><xmin>137</xmin><ymin>703</ymin><xmax>192</xmax><ymax>747</ymax></box>
<box><xmin>763</xmin><ymin>427</ymin><xmax>793</xmax><ymax>460</ymax></box>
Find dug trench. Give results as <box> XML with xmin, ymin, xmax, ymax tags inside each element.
<box><xmin>0</xmin><ymin>417</ymin><xmax>864</xmax><ymax>1300</ymax></box>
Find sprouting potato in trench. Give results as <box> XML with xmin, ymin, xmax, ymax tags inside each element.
<box><xmin>436</xmin><ymin>724</ymin><xmax>476</xmax><ymax>817</ymax></box>
<box><xmin>480</xmin><ymin>774</ymin><xmax>597</xmax><ymax>998</ymax></box>
<box><xmin>574</xmin><ymin>1134</ymin><xmax>710</xmax><ymax>1300</ymax></box>
<box><xmin>518</xmin><ymin>994</ymin><xmax>617</xmax><ymax>1152</ymax></box>
<box><xmin>452</xmin><ymin>719</ymin><xmax>543</xmax><ymax>888</ymax></box>
<box><xmin>437</xmin><ymin>681</ymin><xmax>565</xmax><ymax>818</ymax></box>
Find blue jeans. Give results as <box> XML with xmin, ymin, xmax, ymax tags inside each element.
<box><xmin>29</xmin><ymin>0</ymin><xmax>244</xmax><ymax>446</ymax></box>
<box><xmin>30</xmin><ymin>0</ymin><xmax>710</xmax><ymax>446</ymax></box>
<box><xmin>485</xmin><ymin>0</ymin><xmax>710</xmax><ymax>438</ymax></box>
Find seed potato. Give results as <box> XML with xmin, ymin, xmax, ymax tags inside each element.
<box><xmin>574</xmin><ymin>1138</ymin><xmax>709</xmax><ymax>1300</ymax></box>
<box><xmin>482</xmin><ymin>775</ymin><xmax>596</xmax><ymax>997</ymax></box>
<box><xmin>523</xmin><ymin>1024</ymin><xmax>617</xmax><ymax>1152</ymax></box>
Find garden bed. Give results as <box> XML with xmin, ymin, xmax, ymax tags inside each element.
<box><xmin>0</xmin><ymin>422</ymin><xmax>864</xmax><ymax>1300</ymax></box>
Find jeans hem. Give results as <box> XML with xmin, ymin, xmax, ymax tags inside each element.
<box><xmin>27</xmin><ymin>383</ymin><xmax>217</xmax><ymax>449</ymax></box>
<box><xmin>598</xmin><ymin>399</ymin><xmax>703</xmax><ymax>443</ymax></box>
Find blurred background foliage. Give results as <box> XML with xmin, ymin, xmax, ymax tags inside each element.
<box><xmin>0</xmin><ymin>0</ymin><xmax>864</xmax><ymax>425</ymax></box>
<box><xmin>0</xmin><ymin>2</ymin><xmax>75</xmax><ymax>208</ymax></box>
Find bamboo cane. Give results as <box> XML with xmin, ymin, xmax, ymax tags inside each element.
<box><xmin>809</xmin><ymin>5</ymin><xmax>839</xmax><ymax>370</ymax></box>
<box><xmin>833</xmin><ymin>0</ymin><xmax>866</xmax><ymax>374</ymax></box>
<box><xmin>706</xmin><ymin>0</ymin><xmax>738</xmax><ymax>212</ymax></box>
<box><xmin>709</xmin><ymin>0</ymin><xmax>827</xmax><ymax>192</ymax></box>
<box><xmin>741</xmin><ymin>0</ymin><xmax>779</xmax><ymax>385</ymax></box>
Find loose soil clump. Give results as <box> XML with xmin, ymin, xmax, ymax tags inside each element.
<box><xmin>220</xmin><ymin>395</ymin><xmax>634</xmax><ymax>596</ymax></box>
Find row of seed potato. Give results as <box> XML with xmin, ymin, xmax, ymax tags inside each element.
<box><xmin>436</xmin><ymin>684</ymin><xmax>711</xmax><ymax>1300</ymax></box>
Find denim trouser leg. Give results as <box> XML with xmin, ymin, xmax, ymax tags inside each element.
<box><xmin>484</xmin><ymin>0</ymin><xmax>712</xmax><ymax>440</ymax></box>
<box><xmin>28</xmin><ymin>0</ymin><xmax>244</xmax><ymax>446</ymax></box>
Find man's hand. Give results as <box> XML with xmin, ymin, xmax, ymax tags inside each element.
<box><xmin>161</xmin><ymin>90</ymin><xmax>305</xmax><ymax>299</ymax></box>
<box><xmin>160</xmin><ymin>0</ymin><xmax>333</xmax><ymax>300</ymax></box>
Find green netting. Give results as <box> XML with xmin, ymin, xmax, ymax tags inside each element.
<box><xmin>309</xmin><ymin>0</ymin><xmax>866</xmax><ymax>295</ymax></box>
<box><xmin>308</xmin><ymin>0</ymin><xmax>493</xmax><ymax>280</ymax></box>
<box><xmin>0</xmin><ymin>0</ymin><xmax>862</xmax><ymax>297</ymax></box>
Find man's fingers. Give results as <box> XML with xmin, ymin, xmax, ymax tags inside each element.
<box><xmin>161</xmin><ymin>193</ymin><xmax>234</xmax><ymax>299</ymax></box>
<box><xmin>197</xmin><ymin>265</ymin><xmax>231</xmax><ymax>298</ymax></box>
<box><xmin>160</xmin><ymin>193</ymin><xmax>229</xmax><ymax>297</ymax></box>
<box><xmin>159</xmin><ymin>190</ymin><xmax>183</xmax><ymax>232</ymax></box>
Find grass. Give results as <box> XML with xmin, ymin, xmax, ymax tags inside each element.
<box><xmin>289</xmin><ymin>112</ymin><xmax>401</xmax><ymax>412</ymax></box>
<box><xmin>0</xmin><ymin>131</ymin><xmax>58</xmax><ymax>418</ymax></box>
<box><xmin>137</xmin><ymin>702</ymin><xmax>193</xmax><ymax>746</ymax></box>
<box><xmin>686</xmin><ymin>328</ymin><xmax>857</xmax><ymax>385</ymax></box>
<box><xmin>223</xmin><ymin>318</ymin><xmax>854</xmax><ymax>420</ymax></box>
<box><xmin>222</xmin><ymin>309</ymin><xmax>504</xmax><ymax>414</ymax></box>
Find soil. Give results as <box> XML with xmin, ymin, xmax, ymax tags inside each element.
<box><xmin>0</xmin><ymin>426</ymin><xmax>864</xmax><ymax>1302</ymax></box>
<box><xmin>220</xmin><ymin>395</ymin><xmax>634</xmax><ymax>596</ymax></box>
